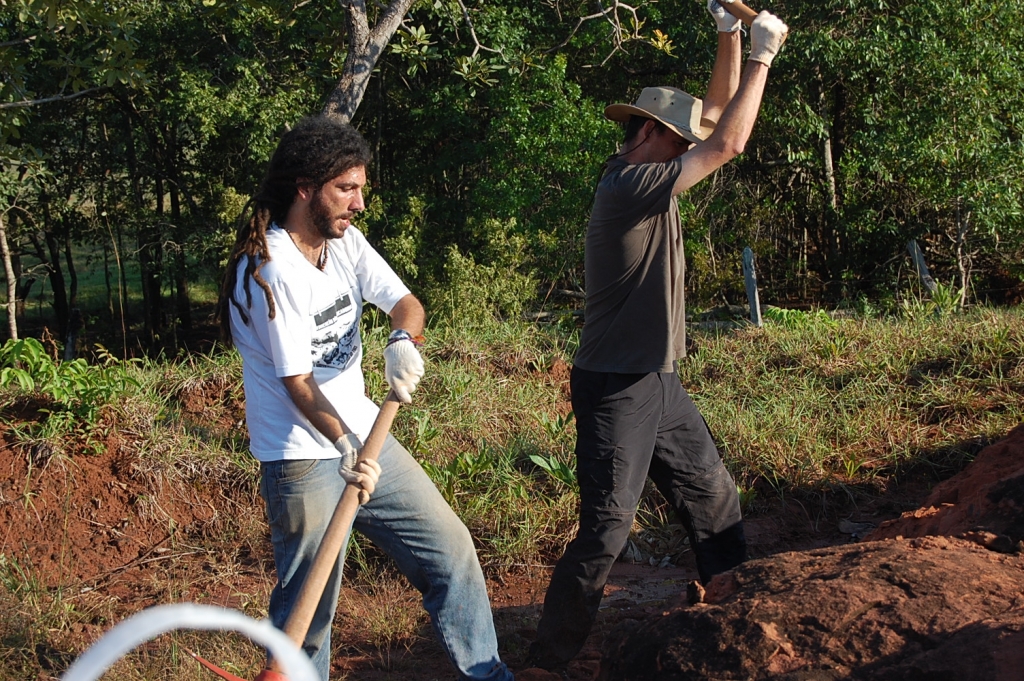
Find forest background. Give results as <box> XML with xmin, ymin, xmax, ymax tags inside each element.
<box><xmin>1</xmin><ymin>3</ymin><xmax>1023</xmax><ymax>676</ymax></box>
<box><xmin>0</xmin><ymin>0</ymin><xmax>1022</xmax><ymax>352</ymax></box>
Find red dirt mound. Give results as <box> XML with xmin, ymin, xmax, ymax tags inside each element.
<box><xmin>0</xmin><ymin>437</ymin><xmax>198</xmax><ymax>587</ymax></box>
<box><xmin>0</xmin><ymin>403</ymin><xmax>262</xmax><ymax>599</ymax></box>
<box><xmin>597</xmin><ymin>536</ymin><xmax>1024</xmax><ymax>680</ymax></box>
<box><xmin>866</xmin><ymin>422</ymin><xmax>1024</xmax><ymax>553</ymax></box>
<box><xmin>595</xmin><ymin>424</ymin><xmax>1024</xmax><ymax>681</ymax></box>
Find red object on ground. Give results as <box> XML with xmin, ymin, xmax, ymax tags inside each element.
<box><xmin>183</xmin><ymin>648</ymin><xmax>250</xmax><ymax>681</ymax></box>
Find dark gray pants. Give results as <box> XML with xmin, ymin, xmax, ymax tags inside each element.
<box><xmin>529</xmin><ymin>367</ymin><xmax>746</xmax><ymax>670</ymax></box>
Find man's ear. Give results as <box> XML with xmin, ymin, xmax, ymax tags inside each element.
<box><xmin>295</xmin><ymin>179</ymin><xmax>315</xmax><ymax>201</ymax></box>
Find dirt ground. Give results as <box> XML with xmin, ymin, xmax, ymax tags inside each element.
<box><xmin>0</xmin><ymin>342</ymin><xmax>991</xmax><ymax>679</ymax></box>
<box><xmin>0</xmin><ymin>391</ymin><xmax>993</xmax><ymax>681</ymax></box>
<box><xmin>594</xmin><ymin>535</ymin><xmax>1024</xmax><ymax>681</ymax></box>
<box><xmin>589</xmin><ymin>424</ymin><xmax>1024</xmax><ymax>681</ymax></box>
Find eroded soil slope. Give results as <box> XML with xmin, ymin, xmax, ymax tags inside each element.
<box><xmin>598</xmin><ymin>423</ymin><xmax>1024</xmax><ymax>681</ymax></box>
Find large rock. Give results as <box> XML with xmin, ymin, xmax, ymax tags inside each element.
<box><xmin>865</xmin><ymin>423</ymin><xmax>1024</xmax><ymax>553</ymax></box>
<box><xmin>597</xmin><ymin>536</ymin><xmax>1024</xmax><ymax>680</ymax></box>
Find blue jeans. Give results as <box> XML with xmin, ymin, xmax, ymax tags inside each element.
<box><xmin>259</xmin><ymin>435</ymin><xmax>513</xmax><ymax>681</ymax></box>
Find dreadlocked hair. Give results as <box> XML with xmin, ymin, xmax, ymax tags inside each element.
<box><xmin>215</xmin><ymin>116</ymin><xmax>372</xmax><ymax>346</ymax></box>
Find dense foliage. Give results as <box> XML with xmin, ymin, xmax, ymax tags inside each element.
<box><xmin>1</xmin><ymin>0</ymin><xmax>1021</xmax><ymax>352</ymax></box>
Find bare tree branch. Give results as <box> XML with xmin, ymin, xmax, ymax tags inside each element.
<box><xmin>0</xmin><ymin>36</ymin><xmax>37</xmax><ymax>48</ymax></box>
<box><xmin>546</xmin><ymin>0</ymin><xmax>648</xmax><ymax>66</ymax></box>
<box><xmin>455</xmin><ymin>0</ymin><xmax>500</xmax><ymax>58</ymax></box>
<box><xmin>0</xmin><ymin>86</ymin><xmax>108</xmax><ymax>110</ymax></box>
<box><xmin>322</xmin><ymin>0</ymin><xmax>418</xmax><ymax>124</ymax></box>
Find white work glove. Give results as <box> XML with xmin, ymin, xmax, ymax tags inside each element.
<box><xmin>334</xmin><ymin>433</ymin><xmax>362</xmax><ymax>472</ymax></box>
<box><xmin>335</xmin><ymin>434</ymin><xmax>381</xmax><ymax>505</ymax></box>
<box><xmin>384</xmin><ymin>330</ymin><xmax>425</xmax><ymax>403</ymax></box>
<box><xmin>748</xmin><ymin>11</ymin><xmax>789</xmax><ymax>67</ymax></box>
<box><xmin>339</xmin><ymin>458</ymin><xmax>381</xmax><ymax>505</ymax></box>
<box><xmin>708</xmin><ymin>0</ymin><xmax>742</xmax><ymax>33</ymax></box>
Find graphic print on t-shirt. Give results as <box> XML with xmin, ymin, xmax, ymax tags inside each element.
<box><xmin>310</xmin><ymin>289</ymin><xmax>359</xmax><ymax>370</ymax></box>
<box><xmin>314</xmin><ymin>293</ymin><xmax>352</xmax><ymax>329</ymax></box>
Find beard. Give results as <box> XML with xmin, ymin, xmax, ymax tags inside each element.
<box><xmin>309</xmin><ymin>190</ymin><xmax>354</xmax><ymax>240</ymax></box>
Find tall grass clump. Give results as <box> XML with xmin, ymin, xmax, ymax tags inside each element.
<box><xmin>124</xmin><ymin>348</ymin><xmax>254</xmax><ymax>476</ymax></box>
<box><xmin>0</xmin><ymin>338</ymin><xmax>139</xmax><ymax>458</ymax></box>
<box><xmin>683</xmin><ymin>306</ymin><xmax>1024</xmax><ymax>492</ymax></box>
<box><xmin>356</xmin><ymin>310</ymin><xmax>581</xmax><ymax>570</ymax></box>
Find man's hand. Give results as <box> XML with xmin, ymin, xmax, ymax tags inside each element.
<box><xmin>748</xmin><ymin>11</ymin><xmax>788</xmax><ymax>67</ymax></box>
<box><xmin>334</xmin><ymin>432</ymin><xmax>362</xmax><ymax>471</ymax></box>
<box><xmin>384</xmin><ymin>330</ymin><xmax>425</xmax><ymax>403</ymax></box>
<box><xmin>339</xmin><ymin>458</ymin><xmax>381</xmax><ymax>505</ymax></box>
<box><xmin>708</xmin><ymin>0</ymin><xmax>742</xmax><ymax>33</ymax></box>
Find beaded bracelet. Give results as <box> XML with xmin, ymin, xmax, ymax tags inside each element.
<box><xmin>387</xmin><ymin>329</ymin><xmax>425</xmax><ymax>347</ymax></box>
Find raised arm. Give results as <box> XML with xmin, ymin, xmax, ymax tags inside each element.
<box><xmin>701</xmin><ymin>0</ymin><xmax>744</xmax><ymax>126</ymax></box>
<box><xmin>672</xmin><ymin>10</ymin><xmax>787</xmax><ymax>196</ymax></box>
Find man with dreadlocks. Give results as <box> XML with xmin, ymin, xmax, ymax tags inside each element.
<box><xmin>217</xmin><ymin>116</ymin><xmax>513</xmax><ymax>681</ymax></box>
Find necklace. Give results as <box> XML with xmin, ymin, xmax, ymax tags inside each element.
<box><xmin>316</xmin><ymin>242</ymin><xmax>328</xmax><ymax>271</ymax></box>
<box><xmin>282</xmin><ymin>226</ymin><xmax>328</xmax><ymax>271</ymax></box>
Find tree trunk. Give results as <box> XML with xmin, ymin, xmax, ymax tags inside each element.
<box><xmin>822</xmin><ymin>131</ymin><xmax>838</xmax><ymax>211</ymax></box>
<box><xmin>743</xmin><ymin>247</ymin><xmax>762</xmax><ymax>327</ymax></box>
<box><xmin>813</xmin><ymin>74</ymin><xmax>847</xmax><ymax>301</ymax></box>
<box><xmin>35</xmin><ymin>197</ymin><xmax>71</xmax><ymax>339</ymax></box>
<box><xmin>12</xmin><ymin>214</ymin><xmax>31</xmax><ymax>322</ymax></box>
<box><xmin>801</xmin><ymin>225</ymin><xmax>808</xmax><ymax>300</ymax></box>
<box><xmin>63</xmin><ymin>227</ymin><xmax>78</xmax><ymax>308</ymax></box>
<box><xmin>97</xmin><ymin>166</ymin><xmax>114</xmax><ymax>322</ymax></box>
<box><xmin>907</xmin><ymin>240</ymin><xmax>938</xmax><ymax>295</ymax></box>
<box><xmin>139</xmin><ymin>176</ymin><xmax>164</xmax><ymax>345</ymax></box>
<box><xmin>168</xmin><ymin>133</ymin><xmax>191</xmax><ymax>334</ymax></box>
<box><xmin>103</xmin><ymin>213</ymin><xmax>129</xmax><ymax>358</ymax></box>
<box><xmin>41</xmin><ymin>229</ymin><xmax>70</xmax><ymax>340</ymax></box>
<box><xmin>0</xmin><ymin>211</ymin><xmax>17</xmax><ymax>340</ymax></box>
<box><xmin>117</xmin><ymin>224</ymin><xmax>128</xmax><ymax>326</ymax></box>
<box><xmin>103</xmin><ymin>241</ymin><xmax>113</xmax><ymax>319</ymax></box>
<box><xmin>321</xmin><ymin>0</ymin><xmax>418</xmax><ymax>123</ymax></box>
<box><xmin>955</xmin><ymin>200</ymin><xmax>972</xmax><ymax>308</ymax></box>
<box><xmin>172</xmin><ymin>250</ymin><xmax>190</xmax><ymax>331</ymax></box>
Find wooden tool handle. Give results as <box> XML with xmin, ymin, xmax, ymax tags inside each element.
<box><xmin>273</xmin><ymin>391</ymin><xmax>403</xmax><ymax>666</ymax></box>
<box><xmin>721</xmin><ymin>0</ymin><xmax>758</xmax><ymax>26</ymax></box>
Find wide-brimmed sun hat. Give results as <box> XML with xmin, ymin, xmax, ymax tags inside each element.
<box><xmin>605</xmin><ymin>86</ymin><xmax>714</xmax><ymax>145</ymax></box>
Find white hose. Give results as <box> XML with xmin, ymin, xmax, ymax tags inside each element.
<box><xmin>61</xmin><ymin>603</ymin><xmax>318</xmax><ymax>681</ymax></box>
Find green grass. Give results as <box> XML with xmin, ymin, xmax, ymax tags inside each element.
<box><xmin>1</xmin><ymin>305</ymin><xmax>1023</xmax><ymax>678</ymax></box>
<box><xmin>3</xmin><ymin>241</ymin><xmax>221</xmax><ymax>343</ymax></box>
<box><xmin>684</xmin><ymin>308</ymin><xmax>1024</xmax><ymax>491</ymax></box>
<box><xmin>349</xmin><ymin>306</ymin><xmax>1024</xmax><ymax>570</ymax></box>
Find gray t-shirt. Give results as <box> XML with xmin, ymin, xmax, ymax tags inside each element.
<box><xmin>573</xmin><ymin>155</ymin><xmax>687</xmax><ymax>374</ymax></box>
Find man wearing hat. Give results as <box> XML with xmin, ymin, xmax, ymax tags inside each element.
<box><xmin>526</xmin><ymin>2</ymin><xmax>788</xmax><ymax>674</ymax></box>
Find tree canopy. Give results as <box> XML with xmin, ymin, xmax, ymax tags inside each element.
<box><xmin>1</xmin><ymin>0</ymin><xmax>1021</xmax><ymax>352</ymax></box>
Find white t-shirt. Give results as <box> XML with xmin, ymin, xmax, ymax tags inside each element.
<box><xmin>229</xmin><ymin>224</ymin><xmax>411</xmax><ymax>462</ymax></box>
